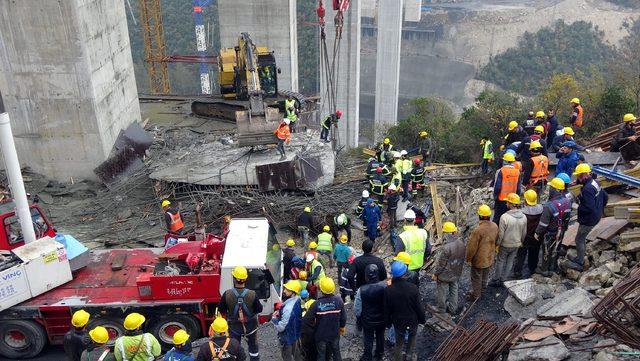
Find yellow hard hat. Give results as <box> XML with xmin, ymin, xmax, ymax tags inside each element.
<box><xmin>564</xmin><ymin>127</ymin><xmax>575</xmax><ymax>136</ymax></box>
<box><xmin>88</xmin><ymin>326</ymin><xmax>109</xmax><ymax>344</ymax></box>
<box><xmin>508</xmin><ymin>121</ymin><xmax>518</xmax><ymax>131</ymax></box>
<box><xmin>272</xmin><ymin>244</ymin><xmax>280</xmax><ymax>251</ymax></box>
<box><xmin>535</xmin><ymin>111</ymin><xmax>546</xmax><ymax>118</ymax></box>
<box><xmin>284</xmin><ymin>280</ymin><xmax>302</xmax><ymax>294</ymax></box>
<box><xmin>534</xmin><ymin>125</ymin><xmax>545</xmax><ymax>133</ymax></box>
<box><xmin>420</xmin><ymin>131</ymin><xmax>428</xmax><ymax>137</ymax></box>
<box><xmin>506</xmin><ymin>193</ymin><xmax>521</xmax><ymax>205</ymax></box>
<box><xmin>172</xmin><ymin>329</ymin><xmax>190</xmax><ymax>345</ymax></box>
<box><xmin>123</xmin><ymin>313</ymin><xmax>146</xmax><ymax>331</ymax></box>
<box><xmin>573</xmin><ymin>163</ymin><xmax>592</xmax><ymax>176</ymax></box>
<box><xmin>304</xmin><ymin>206</ymin><xmax>311</xmax><ymax>213</ymax></box>
<box><xmin>384</xmin><ymin>138</ymin><xmax>390</xmax><ymax>145</ymax></box>
<box><xmin>503</xmin><ymin>152</ymin><xmax>516</xmax><ymax>162</ymax></box>
<box><xmin>477</xmin><ymin>204</ymin><xmax>492</xmax><ymax>217</ymax></box>
<box><xmin>529</xmin><ymin>141</ymin><xmax>542</xmax><ymax>150</ymax></box>
<box><xmin>323</xmin><ymin>225</ymin><xmax>330</xmax><ymax>232</ymax></box>
<box><xmin>339</xmin><ymin>234</ymin><xmax>348</xmax><ymax>243</ymax></box>
<box><xmin>442</xmin><ymin>221</ymin><xmax>457</xmax><ymax>233</ymax></box>
<box><xmin>309</xmin><ymin>241</ymin><xmax>317</xmax><ymax>249</ymax></box>
<box><xmin>549</xmin><ymin>177</ymin><xmax>565</xmax><ymax>191</ymax></box>
<box><xmin>394</xmin><ymin>252</ymin><xmax>411</xmax><ymax>265</ymax></box>
<box><xmin>210</xmin><ymin>317</ymin><xmax>228</xmax><ymax>335</ymax></box>
<box><xmin>480</xmin><ymin>139</ymin><xmax>486</xmax><ymax>145</ymax></box>
<box><xmin>71</xmin><ymin>310</ymin><xmax>90</xmax><ymax>328</ymax></box>
<box><xmin>570</xmin><ymin>98</ymin><xmax>580</xmax><ymax>104</ymax></box>
<box><xmin>299</xmin><ymin>270</ymin><xmax>308</xmax><ymax>280</ymax></box>
<box><xmin>232</xmin><ymin>266</ymin><xmax>248</xmax><ymax>280</ymax></box>
<box><xmin>161</xmin><ymin>200</ymin><xmax>171</xmax><ymax>208</ymax></box>
<box><xmin>524</xmin><ymin>189</ymin><xmax>538</xmax><ymax>205</ymax></box>
<box><xmin>319</xmin><ymin>277</ymin><xmax>335</xmax><ymax>294</ymax></box>
<box><xmin>624</xmin><ymin>113</ymin><xmax>637</xmax><ymax>122</ymax></box>
<box><xmin>286</xmin><ymin>239</ymin><xmax>295</xmax><ymax>247</ymax></box>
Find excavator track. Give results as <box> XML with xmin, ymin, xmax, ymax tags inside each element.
<box><xmin>190</xmin><ymin>90</ymin><xmax>307</xmax><ymax>121</ymax></box>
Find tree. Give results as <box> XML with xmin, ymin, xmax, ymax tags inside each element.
<box><xmin>535</xmin><ymin>74</ymin><xmax>583</xmax><ymax>119</ymax></box>
<box><xmin>608</xmin><ymin>20</ymin><xmax>640</xmax><ymax>114</ymax></box>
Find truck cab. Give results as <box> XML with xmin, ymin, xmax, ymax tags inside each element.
<box><xmin>0</xmin><ymin>200</ymin><xmax>55</xmax><ymax>251</ymax></box>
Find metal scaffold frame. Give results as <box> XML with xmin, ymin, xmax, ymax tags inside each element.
<box><xmin>139</xmin><ymin>0</ymin><xmax>171</xmax><ymax>94</ymax></box>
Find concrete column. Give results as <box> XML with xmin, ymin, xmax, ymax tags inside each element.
<box><xmin>218</xmin><ymin>0</ymin><xmax>299</xmax><ymax>93</ymax></box>
<box><xmin>320</xmin><ymin>0</ymin><xmax>361</xmax><ymax>148</ymax></box>
<box><xmin>374</xmin><ymin>0</ymin><xmax>403</xmax><ymax>135</ymax></box>
<box><xmin>0</xmin><ymin>0</ymin><xmax>140</xmax><ymax>181</ymax></box>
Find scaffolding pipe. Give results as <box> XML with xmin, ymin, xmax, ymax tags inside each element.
<box><xmin>0</xmin><ymin>92</ymin><xmax>37</xmax><ymax>244</ymax></box>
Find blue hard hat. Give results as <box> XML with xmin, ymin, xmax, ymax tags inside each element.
<box><xmin>561</xmin><ymin>141</ymin><xmax>577</xmax><ymax>149</ymax></box>
<box><xmin>390</xmin><ymin>261</ymin><xmax>408</xmax><ymax>278</ymax></box>
<box><xmin>300</xmin><ymin>290</ymin><xmax>309</xmax><ymax>299</ymax></box>
<box><xmin>505</xmin><ymin>149</ymin><xmax>517</xmax><ymax>156</ymax></box>
<box><xmin>367</xmin><ymin>198</ymin><xmax>374</xmax><ymax>204</ymax></box>
<box><xmin>557</xmin><ymin>173</ymin><xmax>571</xmax><ymax>184</ymax></box>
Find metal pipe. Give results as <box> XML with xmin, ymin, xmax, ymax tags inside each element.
<box><xmin>0</xmin><ymin>92</ymin><xmax>37</xmax><ymax>244</ymax></box>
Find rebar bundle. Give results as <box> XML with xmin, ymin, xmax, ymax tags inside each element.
<box><xmin>432</xmin><ymin>320</ymin><xmax>521</xmax><ymax>361</ymax></box>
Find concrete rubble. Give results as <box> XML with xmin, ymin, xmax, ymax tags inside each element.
<box><xmin>537</xmin><ymin>288</ymin><xmax>594</xmax><ymax>319</ymax></box>
<box><xmin>507</xmin><ymin>336</ymin><xmax>570</xmax><ymax>361</ymax></box>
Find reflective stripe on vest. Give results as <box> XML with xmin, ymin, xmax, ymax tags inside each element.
<box><xmin>370</xmin><ymin>179</ymin><xmax>385</xmax><ymax>195</ymax></box>
<box><xmin>275</xmin><ymin>125</ymin><xmax>290</xmax><ymax>140</ymax></box>
<box><xmin>498</xmin><ymin>166</ymin><xmax>520</xmax><ymax>201</ymax></box>
<box><xmin>317</xmin><ymin>232</ymin><xmax>332</xmax><ymax>251</ymax></box>
<box><xmin>547</xmin><ymin>196</ymin><xmax>571</xmax><ymax>232</ymax></box>
<box><xmin>400</xmin><ymin>229</ymin><xmax>426</xmax><ymax>271</ymax></box>
<box><xmin>483</xmin><ymin>140</ymin><xmax>494</xmax><ymax>159</ymax></box>
<box><xmin>411</xmin><ymin>168</ymin><xmax>425</xmax><ymax>183</ymax></box>
<box><xmin>530</xmin><ymin>155</ymin><xmax>549</xmax><ymax>185</ymax></box>
<box><xmin>168</xmin><ymin>212</ymin><xmax>184</xmax><ymax>232</ymax></box>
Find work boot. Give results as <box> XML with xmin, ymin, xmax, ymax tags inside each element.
<box><xmin>279</xmin><ymin>155</ymin><xmax>286</xmax><ymax>161</ymax></box>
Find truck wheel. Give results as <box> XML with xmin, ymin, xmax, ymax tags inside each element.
<box><xmin>86</xmin><ymin>316</ymin><xmax>125</xmax><ymax>347</ymax></box>
<box><xmin>149</xmin><ymin>314</ymin><xmax>200</xmax><ymax>350</ymax></box>
<box><xmin>0</xmin><ymin>320</ymin><xmax>47</xmax><ymax>359</ymax></box>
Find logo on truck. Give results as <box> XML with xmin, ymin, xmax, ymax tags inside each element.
<box><xmin>1</xmin><ymin>269</ymin><xmax>22</xmax><ymax>281</ymax></box>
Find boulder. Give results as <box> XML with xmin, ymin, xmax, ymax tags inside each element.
<box><xmin>507</xmin><ymin>336</ymin><xmax>569</xmax><ymax>361</ymax></box>
<box><xmin>504</xmin><ymin>279</ymin><xmax>537</xmax><ymax>306</ymax></box>
<box><xmin>578</xmin><ymin>265</ymin><xmax>613</xmax><ymax>290</ymax></box>
<box><xmin>537</xmin><ymin>288</ymin><xmax>594</xmax><ymax>319</ymax></box>
<box><xmin>618</xmin><ymin>239</ymin><xmax>640</xmax><ymax>252</ymax></box>
<box><xmin>597</xmin><ymin>250</ymin><xmax>616</xmax><ymax>265</ymax></box>
<box><xmin>604</xmin><ymin>261</ymin><xmax>622</xmax><ymax>274</ymax></box>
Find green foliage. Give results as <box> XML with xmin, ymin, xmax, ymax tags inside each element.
<box><xmin>479</xmin><ymin>20</ymin><xmax>613</xmax><ymax>96</ymax></box>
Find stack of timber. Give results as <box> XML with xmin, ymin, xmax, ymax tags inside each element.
<box><xmin>588</xmin><ymin>122</ymin><xmax>640</xmax><ymax>151</ymax></box>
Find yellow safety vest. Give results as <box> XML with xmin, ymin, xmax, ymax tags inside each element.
<box><xmin>308</xmin><ymin>260</ymin><xmax>325</xmax><ymax>285</ymax></box>
<box><xmin>399</xmin><ymin>229</ymin><xmax>426</xmax><ymax>271</ymax></box>
<box><xmin>317</xmin><ymin>232</ymin><xmax>333</xmax><ymax>251</ymax></box>
<box><xmin>402</xmin><ymin>159</ymin><xmax>412</xmax><ymax>174</ymax></box>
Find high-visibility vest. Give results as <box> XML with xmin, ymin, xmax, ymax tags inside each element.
<box><xmin>286</xmin><ymin>108</ymin><xmax>297</xmax><ymax>122</ymax></box>
<box><xmin>274</xmin><ymin>124</ymin><xmax>291</xmax><ymax>141</ymax></box>
<box><xmin>411</xmin><ymin>166</ymin><xmax>425</xmax><ymax>183</ymax></box>
<box><xmin>483</xmin><ymin>140</ymin><xmax>494</xmax><ymax>160</ymax></box>
<box><xmin>307</xmin><ymin>259</ymin><xmax>325</xmax><ymax>285</ymax></box>
<box><xmin>392</xmin><ymin>172</ymin><xmax>402</xmax><ymax>187</ymax></box>
<box><xmin>370</xmin><ymin>178</ymin><xmax>385</xmax><ymax>195</ymax></box>
<box><xmin>497</xmin><ymin>166</ymin><xmax>520</xmax><ymax>201</ymax></box>
<box><xmin>285</xmin><ymin>99</ymin><xmax>297</xmax><ymax>122</ymax></box>
<box><xmin>402</xmin><ymin>159</ymin><xmax>412</xmax><ymax>174</ymax></box>
<box><xmin>167</xmin><ymin>211</ymin><xmax>184</xmax><ymax>232</ymax></box>
<box><xmin>394</xmin><ymin>159</ymin><xmax>403</xmax><ymax>174</ymax></box>
<box><xmin>529</xmin><ymin>155</ymin><xmax>549</xmax><ymax>185</ymax></box>
<box><xmin>399</xmin><ymin>229</ymin><xmax>427</xmax><ymax>271</ymax></box>
<box><xmin>514</xmin><ymin>161</ymin><xmax>522</xmax><ymax>173</ymax></box>
<box><xmin>575</xmin><ymin>105</ymin><xmax>584</xmax><ymax>127</ymax></box>
<box><xmin>317</xmin><ymin>232</ymin><xmax>332</xmax><ymax>251</ymax></box>
<box><xmin>295</xmin><ymin>279</ymin><xmax>308</xmax><ymax>292</ymax></box>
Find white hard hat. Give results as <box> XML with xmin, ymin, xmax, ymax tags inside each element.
<box><xmin>556</xmin><ymin>128</ymin><xmax>564</xmax><ymax>136</ymax></box>
<box><xmin>306</xmin><ymin>253</ymin><xmax>315</xmax><ymax>262</ymax></box>
<box><xmin>393</xmin><ymin>152</ymin><xmax>401</xmax><ymax>158</ymax></box>
<box><xmin>404</xmin><ymin>209</ymin><xmax>416</xmax><ymax>220</ymax></box>
<box><xmin>284</xmin><ymin>119</ymin><xmax>291</xmax><ymax>125</ymax></box>
<box><xmin>337</xmin><ymin>214</ymin><xmax>346</xmax><ymax>225</ymax></box>
<box><xmin>400</xmin><ymin>150</ymin><xmax>408</xmax><ymax>156</ymax></box>
<box><xmin>362</xmin><ymin>190</ymin><xmax>370</xmax><ymax>198</ymax></box>
<box><xmin>388</xmin><ymin>184</ymin><xmax>397</xmax><ymax>191</ymax></box>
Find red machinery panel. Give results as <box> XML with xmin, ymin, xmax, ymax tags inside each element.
<box><xmin>139</xmin><ymin>273</ymin><xmax>221</xmax><ymax>301</ymax></box>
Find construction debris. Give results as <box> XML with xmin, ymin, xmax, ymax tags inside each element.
<box><xmin>432</xmin><ymin>319</ymin><xmax>521</xmax><ymax>361</ymax></box>
<box><xmin>536</xmin><ymin>288</ymin><xmax>595</xmax><ymax>319</ymax></box>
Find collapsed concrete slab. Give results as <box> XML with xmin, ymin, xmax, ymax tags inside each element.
<box><xmin>537</xmin><ymin>288</ymin><xmax>595</xmax><ymax>319</ymax></box>
<box><xmin>508</xmin><ymin>336</ymin><xmax>570</xmax><ymax>361</ymax></box>
<box><xmin>504</xmin><ymin>279</ymin><xmax>537</xmax><ymax>306</ymax></box>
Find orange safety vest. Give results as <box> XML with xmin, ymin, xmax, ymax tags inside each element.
<box><xmin>498</xmin><ymin>166</ymin><xmax>520</xmax><ymax>201</ymax></box>
<box><xmin>529</xmin><ymin>155</ymin><xmax>549</xmax><ymax>185</ymax></box>
<box><xmin>574</xmin><ymin>105</ymin><xmax>584</xmax><ymax>127</ymax></box>
<box><xmin>274</xmin><ymin>124</ymin><xmax>291</xmax><ymax>142</ymax></box>
<box><xmin>513</xmin><ymin>161</ymin><xmax>522</xmax><ymax>173</ymax></box>
<box><xmin>167</xmin><ymin>211</ymin><xmax>184</xmax><ymax>232</ymax></box>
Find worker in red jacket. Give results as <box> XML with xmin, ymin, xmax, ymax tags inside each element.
<box><xmin>275</xmin><ymin>118</ymin><xmax>292</xmax><ymax>161</ymax></box>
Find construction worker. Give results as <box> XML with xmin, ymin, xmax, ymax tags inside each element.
<box><xmin>523</xmin><ymin>111</ymin><xmax>536</xmax><ymax>135</ymax></box>
<box><xmin>218</xmin><ymin>266</ymin><xmax>263</xmax><ymax>361</ymax></box>
<box><xmin>333</xmin><ymin>234</ymin><xmax>352</xmax><ymax>278</ymax></box>
<box><xmin>556</xmin><ymin>172</ymin><xmax>574</xmax><ymax>201</ymax></box>
<box><xmin>305</xmin><ymin>242</ymin><xmax>318</xmax><ymax>263</ymax></box>
<box><xmin>114</xmin><ymin>313</ymin><xmax>161</xmax><ymax>361</ymax></box>
<box><xmin>546</xmin><ymin>109</ymin><xmax>558</xmax><ymax>146</ymax></box>
<box><xmin>369</xmin><ymin>167</ymin><xmax>388</xmax><ymax>205</ymax></box>
<box><xmin>395</xmin><ymin>209</ymin><xmax>430</xmax><ymax>275</ymax></box>
<box><xmin>305</xmin><ymin>278</ymin><xmax>346</xmax><ymax>360</ymax></box>
<box><xmin>390</xmin><ymin>168</ymin><xmax>403</xmax><ymax>196</ymax></box>
<box><xmin>465</xmin><ymin>205</ymin><xmax>499</xmax><ymax>301</ymax></box>
<box><xmin>394</xmin><ymin>252</ymin><xmax>419</xmax><ymax>286</ymax></box>
<box><xmin>433</xmin><ymin>222</ymin><xmax>465</xmax><ymax>315</ymax></box>
<box><xmin>338</xmin><ymin>256</ymin><xmax>355</xmax><ymax>303</ymax></box>
<box><xmin>354</xmin><ymin>263</ymin><xmax>387</xmax><ymax>361</ymax></box>
<box><xmin>320</xmin><ymin>111</ymin><xmax>340</xmax><ymax>142</ymax></box>
<box><xmin>348</xmin><ymin>240</ymin><xmax>387</xmax><ymax>291</ymax></box>
<box><xmin>564</xmin><ymin>164</ymin><xmax>607</xmax><ymax>271</ymax></box>
<box><xmin>316</xmin><ymin>225</ymin><xmax>334</xmax><ymax>267</ymax></box>
<box><xmin>569</xmin><ymin>97</ymin><xmax>584</xmax><ymax>127</ymax></box>
<box><xmin>162</xmin><ymin>200</ymin><xmax>185</xmax><ymax>235</ymax></box>
<box><xmin>360</xmin><ymin>198</ymin><xmax>382</xmax><ymax>242</ymax></box>
<box><xmin>418</xmin><ymin>131</ymin><xmax>433</xmax><ymax>165</ymax></box>
<box><xmin>164</xmin><ymin>329</ymin><xmax>195</xmax><ymax>361</ymax></box>
<box><xmin>300</xmin><ymin>298</ymin><xmax>317</xmax><ymax>361</ymax></box>
<box><xmin>64</xmin><ymin>309</ymin><xmax>91</xmax><ymax>361</ymax></box>
<box><xmin>549</xmin><ymin>126</ymin><xmax>584</xmax><ymax>153</ymax></box>
<box><xmin>410</xmin><ymin>158</ymin><xmax>425</xmax><ymax>197</ymax></box>
<box><xmin>400</xmin><ymin>150</ymin><xmax>412</xmax><ymax>201</ymax></box>
<box><xmin>535</xmin><ymin>178</ymin><xmax>572</xmax><ymax>276</ymax></box>
<box><xmin>290</xmin><ymin>256</ymin><xmax>306</xmax><ymax>281</ymax></box>
<box><xmin>490</xmin><ymin>193</ymin><xmax>527</xmax><ymax>287</ymax></box>
<box><xmin>285</xmin><ymin>95</ymin><xmax>298</xmax><ymax>133</ymax></box>
<box><xmin>612</xmin><ymin>113</ymin><xmax>640</xmax><ymax>160</ymax></box>
<box><xmin>504</xmin><ymin>121</ymin><xmax>527</xmax><ymax>149</ymax></box>
<box><xmin>294</xmin><ymin>271</ymin><xmax>309</xmax><ymax>296</ymax></box>
<box><xmin>492</xmin><ymin>152</ymin><xmax>522</xmax><ymax>224</ymax></box>
<box><xmin>274</xmin><ymin>118</ymin><xmax>292</xmax><ymax>160</ymax></box>
<box><xmin>306</xmin><ymin>253</ymin><xmax>326</xmax><ymax>298</ymax></box>
<box><xmin>332</xmin><ymin>213</ymin><xmax>352</xmax><ymax>241</ymax></box>
<box><xmin>556</xmin><ymin>141</ymin><xmax>580</xmax><ymax>176</ymax></box>
<box><xmin>195</xmin><ymin>317</ymin><xmax>246</xmax><ymax>361</ymax></box>
<box><xmin>530</xmin><ymin>125</ymin><xmax>548</xmax><ymax>151</ymax></box>
<box><xmin>535</xmin><ymin>111</ymin><xmax>548</xmax><ymax>133</ymax></box>
<box><xmin>377</xmin><ymin>137</ymin><xmax>394</xmax><ymax>164</ymax></box>
<box><xmin>385</xmin><ymin>184</ymin><xmax>401</xmax><ymax>229</ymax></box>
<box><xmin>506</xmin><ymin>149</ymin><xmax>522</xmax><ymax>174</ymax></box>
<box><xmin>514</xmin><ymin>190</ymin><xmax>544</xmax><ymax>279</ymax></box>
<box><xmin>272</xmin><ymin>281</ymin><xmax>303</xmax><ymax>361</ymax></box>
<box><xmin>384</xmin><ymin>261</ymin><xmax>426</xmax><ymax>361</ymax></box>
<box><xmin>525</xmin><ymin>141</ymin><xmax>549</xmax><ymax>194</ymax></box>
<box><xmin>365</xmin><ymin>157</ymin><xmax>391</xmax><ymax>179</ymax></box>
<box><xmin>283</xmin><ymin>239</ymin><xmax>296</xmax><ymax>283</ymax></box>
<box><xmin>355</xmin><ymin>190</ymin><xmax>369</xmax><ymax>217</ymax></box>
<box><xmin>296</xmin><ymin>207</ymin><xmax>314</xmax><ymax>245</ymax></box>
<box><xmin>82</xmin><ymin>326</ymin><xmax>115</xmax><ymax>361</ymax></box>
<box><xmin>480</xmin><ymin>136</ymin><xmax>494</xmax><ymax>175</ymax></box>
<box><xmin>392</xmin><ymin>151</ymin><xmax>403</xmax><ymax>175</ymax></box>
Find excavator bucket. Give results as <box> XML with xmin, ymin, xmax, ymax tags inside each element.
<box><xmin>236</xmin><ymin>107</ymin><xmax>282</xmax><ymax>147</ymax></box>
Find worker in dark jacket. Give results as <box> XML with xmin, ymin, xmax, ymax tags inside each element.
<box><xmin>565</xmin><ymin>164</ymin><xmax>607</xmax><ymax>271</ymax></box>
<box><xmin>546</xmin><ymin>109</ymin><xmax>558</xmax><ymax>147</ymax></box>
<box><xmin>360</xmin><ymin>198</ymin><xmax>382</xmax><ymax>241</ymax></box>
<box><xmin>283</xmin><ymin>239</ymin><xmax>297</xmax><ymax>283</ymax></box>
<box><xmin>320</xmin><ymin>111</ymin><xmax>341</xmax><ymax>142</ymax></box>
<box><xmin>514</xmin><ymin>190</ymin><xmax>544</xmax><ymax>278</ymax></box>
<box><xmin>306</xmin><ymin>278</ymin><xmax>347</xmax><ymax>361</ymax></box>
<box><xmin>196</xmin><ymin>317</ymin><xmax>246</xmax><ymax>361</ymax></box>
<box><xmin>355</xmin><ymin>190</ymin><xmax>370</xmax><ymax>217</ymax></box>
<box><xmin>300</xmin><ymin>299</ymin><xmax>317</xmax><ymax>361</ymax></box>
<box><xmin>81</xmin><ymin>326</ymin><xmax>116</xmax><ymax>361</ymax></box>
<box><xmin>433</xmin><ymin>222</ymin><xmax>465</xmax><ymax>315</ymax></box>
<box><xmin>272</xmin><ymin>281</ymin><xmax>303</xmax><ymax>361</ymax></box>
<box><xmin>64</xmin><ymin>309</ymin><xmax>91</xmax><ymax>361</ymax></box>
<box><xmin>385</xmin><ymin>184</ymin><xmax>401</xmax><ymax>229</ymax></box>
<box><xmin>347</xmin><ymin>240</ymin><xmax>387</xmax><ymax>291</ymax></box>
<box><xmin>163</xmin><ymin>200</ymin><xmax>185</xmax><ymax>235</ymax></box>
<box><xmin>297</xmin><ymin>207</ymin><xmax>314</xmax><ymax>245</ymax></box>
<box><xmin>504</xmin><ymin>121</ymin><xmax>527</xmax><ymax>148</ymax></box>
<box><xmin>218</xmin><ymin>266</ymin><xmax>263</xmax><ymax>361</ymax></box>
<box><xmin>612</xmin><ymin>114</ymin><xmax>639</xmax><ymax>158</ymax></box>
<box><xmin>536</xmin><ymin>178</ymin><xmax>573</xmax><ymax>276</ymax></box>
<box><xmin>332</xmin><ymin>213</ymin><xmax>352</xmax><ymax>241</ymax></box>
<box><xmin>384</xmin><ymin>261</ymin><xmax>426</xmax><ymax>361</ymax></box>
<box><xmin>418</xmin><ymin>131</ymin><xmax>433</xmax><ymax>165</ymax></box>
<box><xmin>354</xmin><ymin>264</ymin><xmax>387</xmax><ymax>361</ymax></box>
<box><xmin>164</xmin><ymin>329</ymin><xmax>195</xmax><ymax>361</ymax></box>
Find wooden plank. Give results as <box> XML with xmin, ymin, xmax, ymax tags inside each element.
<box><xmin>438</xmin><ymin>197</ymin><xmax>451</xmax><ymax>217</ymax></box>
<box><xmin>430</xmin><ymin>182</ymin><xmax>443</xmax><ymax>242</ymax></box>
<box><xmin>362</xmin><ymin>148</ymin><xmax>377</xmax><ymax>157</ymax></box>
<box><xmin>585</xmin><ymin>217</ymin><xmax>628</xmax><ymax>242</ymax></box>
<box><xmin>562</xmin><ymin>223</ymin><xmax>579</xmax><ymax>247</ymax></box>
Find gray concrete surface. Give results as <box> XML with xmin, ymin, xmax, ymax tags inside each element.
<box><xmin>0</xmin><ymin>0</ymin><xmax>140</xmax><ymax>181</ymax></box>
<box><xmin>217</xmin><ymin>0</ymin><xmax>299</xmax><ymax>93</ymax></box>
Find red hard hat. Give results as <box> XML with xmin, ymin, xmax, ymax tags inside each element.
<box><xmin>414</xmin><ymin>159</ymin><xmax>421</xmax><ymax>165</ymax></box>
<box><xmin>335</xmin><ymin>110</ymin><xmax>343</xmax><ymax>118</ymax></box>
<box><xmin>375</xmin><ymin>167</ymin><xmax>382</xmax><ymax>173</ymax></box>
